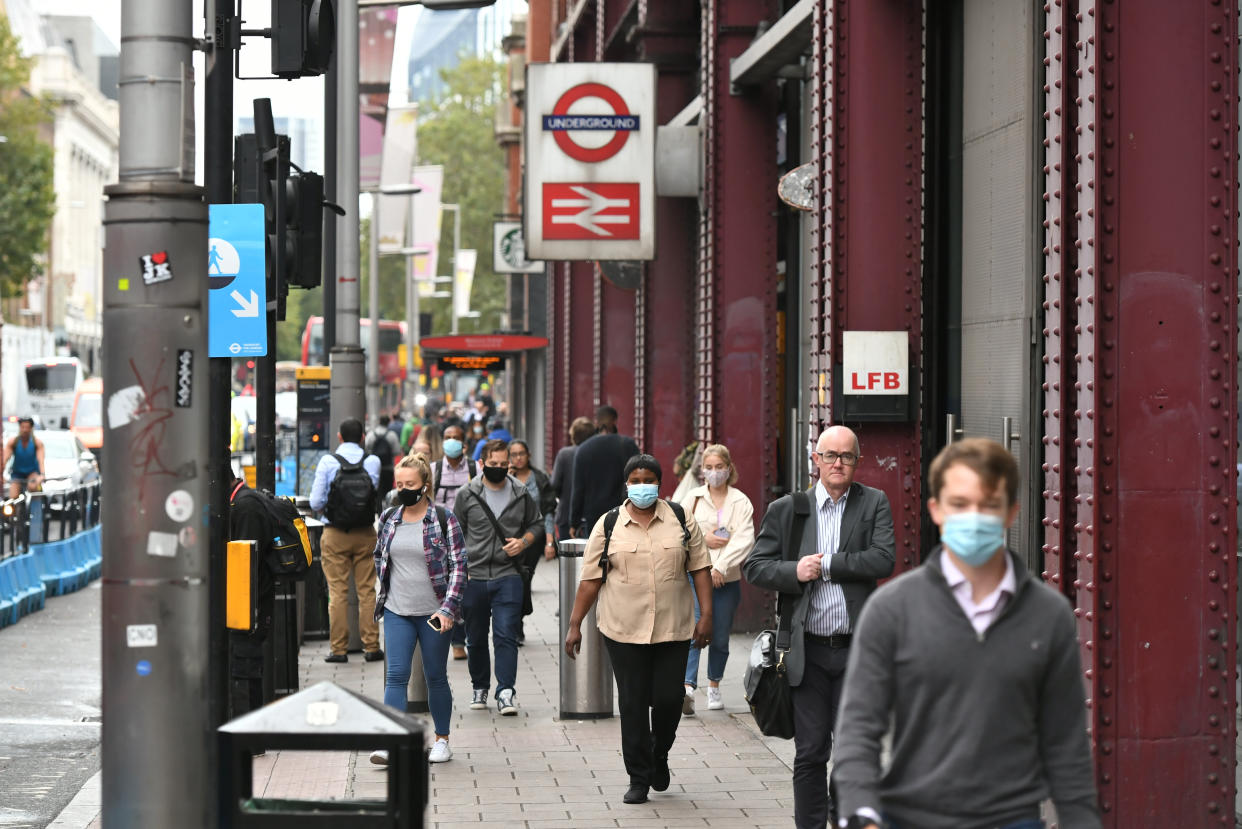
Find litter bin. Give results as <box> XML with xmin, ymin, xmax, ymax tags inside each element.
<box><xmin>300</xmin><ymin>517</ymin><xmax>329</xmax><ymax>640</ymax></box>
<box><xmin>558</xmin><ymin>538</ymin><xmax>613</xmax><ymax>719</ymax></box>
<box><xmin>219</xmin><ymin>681</ymin><xmax>427</xmax><ymax>827</ymax></box>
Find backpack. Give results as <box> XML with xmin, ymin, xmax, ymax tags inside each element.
<box><xmin>434</xmin><ymin>456</ymin><xmax>474</xmax><ymax>497</ymax></box>
<box><xmin>370</xmin><ymin>432</ymin><xmax>394</xmax><ymax>469</ymax></box>
<box><xmin>232</xmin><ymin>485</ymin><xmax>313</xmax><ymax>577</ymax></box>
<box><xmin>325</xmin><ymin>453</ymin><xmax>377</xmax><ymax>529</ymax></box>
<box><xmin>598</xmin><ymin>499</ymin><xmax>691</xmax><ymax>583</ymax></box>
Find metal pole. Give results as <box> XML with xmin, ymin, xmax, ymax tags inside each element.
<box><xmin>322</xmin><ymin>49</ymin><xmax>337</xmax><ymax>364</ymax></box>
<box><xmin>330</xmin><ymin>0</ymin><xmax>365</xmax><ymax>430</ymax></box>
<box><xmin>366</xmin><ymin>195</ymin><xmax>381</xmax><ymax>425</ymax></box>
<box><xmin>103</xmin><ymin>0</ymin><xmax>212</xmax><ymax>824</ymax></box>
<box><xmin>408</xmin><ymin>197</ymin><xmax>421</xmax><ymax>413</ymax></box>
<box><xmin>447</xmin><ymin>203</ymin><xmax>460</xmax><ymax>334</ymax></box>
<box><xmin>203</xmin><ymin>0</ymin><xmax>233</xmax><ymax>751</ymax></box>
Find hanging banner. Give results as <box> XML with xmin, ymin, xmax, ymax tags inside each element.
<box><xmin>453</xmin><ymin>249</ymin><xmax>478</xmax><ymax>321</ymax></box>
<box><xmin>524</xmin><ymin>62</ymin><xmax>657</xmax><ymax>260</ymax></box>
<box><xmin>378</xmin><ymin>104</ymin><xmax>419</xmax><ymax>253</ymax></box>
<box><xmin>493</xmin><ymin>221</ymin><xmax>544</xmax><ymax>274</ymax></box>
<box><xmin>411</xmin><ymin>164</ymin><xmax>444</xmax><ymax>298</ymax></box>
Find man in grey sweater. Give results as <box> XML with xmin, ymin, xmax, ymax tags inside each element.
<box><xmin>452</xmin><ymin>439</ymin><xmax>543</xmax><ymax>716</ymax></box>
<box><xmin>833</xmin><ymin>438</ymin><xmax>1100</xmax><ymax>829</ymax></box>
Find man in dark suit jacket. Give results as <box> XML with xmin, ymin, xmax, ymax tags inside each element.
<box><xmin>743</xmin><ymin>425</ymin><xmax>895</xmax><ymax>829</ymax></box>
<box><xmin>569</xmin><ymin>429</ymin><xmax>640</xmax><ymax>536</ymax></box>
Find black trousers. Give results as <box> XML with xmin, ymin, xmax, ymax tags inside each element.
<box><xmin>229</xmin><ymin>583</ymin><xmax>275</xmax><ymax>719</ymax></box>
<box><xmin>603</xmin><ymin>636</ymin><xmax>691</xmax><ymax>787</ymax></box>
<box><xmin>791</xmin><ymin>639</ymin><xmax>851</xmax><ymax>829</ymax></box>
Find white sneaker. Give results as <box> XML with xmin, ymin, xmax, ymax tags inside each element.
<box><xmin>369</xmin><ymin>750</ymin><xmax>388</xmax><ymax>766</ymax></box>
<box><xmin>497</xmin><ymin>688</ymin><xmax>518</xmax><ymax>716</ymax></box>
<box><xmin>428</xmin><ymin>738</ymin><xmax>452</xmax><ymax>763</ymax></box>
<box><xmin>682</xmin><ymin>686</ymin><xmax>695</xmax><ymax>716</ymax></box>
<box><xmin>706</xmin><ymin>687</ymin><xmax>723</xmax><ymax>710</ymax></box>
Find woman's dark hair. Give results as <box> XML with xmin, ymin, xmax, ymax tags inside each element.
<box><xmin>509</xmin><ymin>439</ymin><xmax>530</xmax><ymax>455</ymax></box>
<box><xmin>622</xmin><ymin>453</ymin><xmax>662</xmax><ymax>484</ymax></box>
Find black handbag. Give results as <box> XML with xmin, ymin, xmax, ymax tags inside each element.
<box><xmin>743</xmin><ymin>601</ymin><xmax>795</xmax><ymax>739</ymax></box>
<box><xmin>742</xmin><ymin>491</ymin><xmax>811</xmax><ymax>740</ymax></box>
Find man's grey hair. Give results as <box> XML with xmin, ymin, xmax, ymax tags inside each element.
<box><xmin>816</xmin><ymin>425</ymin><xmax>861</xmax><ymax>456</ymax></box>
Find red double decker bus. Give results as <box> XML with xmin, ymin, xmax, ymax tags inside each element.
<box><xmin>301</xmin><ymin>316</ymin><xmax>408</xmax><ymax>414</ymax></box>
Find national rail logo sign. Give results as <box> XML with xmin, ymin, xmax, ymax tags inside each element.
<box><xmin>525</xmin><ymin>63</ymin><xmax>656</xmax><ymax>261</ymax></box>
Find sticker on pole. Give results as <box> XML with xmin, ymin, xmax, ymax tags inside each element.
<box><xmin>524</xmin><ymin>63</ymin><xmax>656</xmax><ymax>261</ymax></box>
<box><xmin>208</xmin><ymin>204</ymin><xmax>267</xmax><ymax>358</ymax></box>
<box><xmin>126</xmin><ymin>624</ymin><xmax>158</xmax><ymax>648</ymax></box>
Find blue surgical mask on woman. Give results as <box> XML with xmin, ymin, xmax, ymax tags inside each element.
<box><xmin>627</xmin><ymin>483</ymin><xmax>660</xmax><ymax>509</ymax></box>
<box><xmin>443</xmin><ymin>438</ymin><xmax>464</xmax><ymax>458</ymax></box>
<box><xmin>940</xmin><ymin>512</ymin><xmax>1006</xmax><ymax>567</ymax></box>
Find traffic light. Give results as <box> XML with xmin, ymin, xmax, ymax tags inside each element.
<box><xmin>271</xmin><ymin>0</ymin><xmax>335</xmax><ymax>79</ymax></box>
<box><xmin>237</xmin><ymin>100</ymin><xmax>290</xmax><ymax>319</ymax></box>
<box><xmin>284</xmin><ymin>171</ymin><xmax>324</xmax><ymax>289</ymax></box>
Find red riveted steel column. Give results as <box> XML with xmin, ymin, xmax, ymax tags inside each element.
<box><xmin>1041</xmin><ymin>0</ymin><xmax>1079</xmax><ymax>602</ymax></box>
<box><xmin>567</xmin><ymin>260</ymin><xmax>597</xmax><ymax>420</ymax></box>
<box><xmin>700</xmin><ymin>0</ymin><xmax>781</xmax><ymax>630</ymax></box>
<box><xmin>637</xmin><ymin>1</ymin><xmax>699</xmax><ymax>475</ymax></box>
<box><xmin>599</xmin><ymin>276</ymin><xmax>637</xmax><ymax>430</ymax></box>
<box><xmin>817</xmin><ymin>0</ymin><xmax>924</xmax><ymax>574</ymax></box>
<box><xmin>1076</xmin><ymin>0</ymin><xmax>1237</xmax><ymax>821</ymax></box>
<box><xmin>808</xmin><ymin>0</ymin><xmax>833</xmax><ymax>428</ymax></box>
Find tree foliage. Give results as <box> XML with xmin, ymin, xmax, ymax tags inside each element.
<box><xmin>0</xmin><ymin>17</ymin><xmax>56</xmax><ymax>299</ymax></box>
<box><xmin>275</xmin><ymin>54</ymin><xmax>508</xmax><ymax>359</ymax></box>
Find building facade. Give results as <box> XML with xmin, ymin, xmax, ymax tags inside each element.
<box><xmin>512</xmin><ymin>0</ymin><xmax>1239</xmax><ymax>822</ymax></box>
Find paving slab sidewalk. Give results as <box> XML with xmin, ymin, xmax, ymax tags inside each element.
<box><xmin>58</xmin><ymin>561</ymin><xmax>796</xmax><ymax>828</ymax></box>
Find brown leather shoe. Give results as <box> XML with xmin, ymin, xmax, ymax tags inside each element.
<box><xmin>452</xmin><ymin>646</ymin><xmax>467</xmax><ymax>660</ymax></box>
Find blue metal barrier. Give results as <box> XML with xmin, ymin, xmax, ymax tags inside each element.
<box><xmin>0</xmin><ymin>481</ymin><xmax>102</xmax><ymax>629</ymax></box>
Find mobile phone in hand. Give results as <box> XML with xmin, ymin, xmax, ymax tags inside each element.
<box><xmin>427</xmin><ymin>616</ymin><xmax>442</xmax><ymax>632</ymax></box>
<box><xmin>714</xmin><ymin>527</ymin><xmax>731</xmax><ymax>539</ymax></box>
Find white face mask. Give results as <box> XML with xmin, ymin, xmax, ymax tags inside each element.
<box><xmin>704</xmin><ymin>468</ymin><xmax>729</xmax><ymax>488</ymax></box>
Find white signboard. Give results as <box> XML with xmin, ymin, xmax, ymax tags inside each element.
<box><xmin>842</xmin><ymin>331</ymin><xmax>909</xmax><ymax>396</ymax></box>
<box><xmin>524</xmin><ymin>62</ymin><xmax>656</xmax><ymax>261</ymax></box>
<box><xmin>493</xmin><ymin>222</ymin><xmax>544</xmax><ymax>273</ymax></box>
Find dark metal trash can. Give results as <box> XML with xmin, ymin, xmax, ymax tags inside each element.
<box><xmin>300</xmin><ymin>517</ymin><xmax>329</xmax><ymax>640</ymax></box>
<box><xmin>219</xmin><ymin>681</ymin><xmax>427</xmax><ymax>828</ymax></box>
<box><xmin>557</xmin><ymin>539</ymin><xmax>613</xmax><ymax>719</ymax></box>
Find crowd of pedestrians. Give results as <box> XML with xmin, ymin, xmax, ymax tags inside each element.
<box><xmin>230</xmin><ymin>394</ymin><xmax>1100</xmax><ymax>828</ymax></box>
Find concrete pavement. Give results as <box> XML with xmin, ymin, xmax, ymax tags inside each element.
<box><xmin>57</xmin><ymin>559</ymin><xmax>797</xmax><ymax>828</ymax></box>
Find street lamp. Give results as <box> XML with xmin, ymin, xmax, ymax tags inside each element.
<box><xmin>365</xmin><ymin>184</ymin><xmax>420</xmax><ymax>426</ymax></box>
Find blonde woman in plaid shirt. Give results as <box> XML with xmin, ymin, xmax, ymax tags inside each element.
<box><xmin>370</xmin><ymin>452</ymin><xmax>467</xmax><ymax>766</ymax></box>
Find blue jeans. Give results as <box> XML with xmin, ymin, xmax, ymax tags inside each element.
<box><xmin>684</xmin><ymin>577</ymin><xmax>741</xmax><ymax>687</ymax></box>
<box><xmin>382</xmin><ymin>608</ymin><xmax>453</xmax><ymax>736</ymax></box>
<box><xmin>462</xmin><ymin>575</ymin><xmax>522</xmax><ymax>694</ymax></box>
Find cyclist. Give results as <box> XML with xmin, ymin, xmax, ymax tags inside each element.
<box><xmin>6</xmin><ymin>417</ymin><xmax>45</xmax><ymax>499</ymax></box>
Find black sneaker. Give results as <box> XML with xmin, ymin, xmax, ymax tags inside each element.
<box><xmin>651</xmin><ymin>756</ymin><xmax>670</xmax><ymax>792</ymax></box>
<box><xmin>363</xmin><ymin>649</ymin><xmax>385</xmax><ymax>663</ymax></box>
<box><xmin>622</xmin><ymin>784</ymin><xmax>649</xmax><ymax>805</ymax></box>
<box><xmin>470</xmin><ymin>689</ymin><xmax>488</xmax><ymax>710</ymax></box>
<box><xmin>324</xmin><ymin>653</ymin><xmax>347</xmax><ymax>664</ymax></box>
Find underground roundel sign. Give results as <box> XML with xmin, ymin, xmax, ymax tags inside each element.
<box><xmin>524</xmin><ymin>63</ymin><xmax>656</xmax><ymax>261</ymax></box>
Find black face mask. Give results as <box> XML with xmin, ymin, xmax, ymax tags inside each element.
<box><xmin>396</xmin><ymin>488</ymin><xmax>424</xmax><ymax>507</ymax></box>
<box><xmin>482</xmin><ymin>465</ymin><xmax>509</xmax><ymax>484</ymax></box>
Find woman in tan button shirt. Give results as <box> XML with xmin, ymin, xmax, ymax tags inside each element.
<box><xmin>565</xmin><ymin>453</ymin><xmax>714</xmax><ymax>806</ymax></box>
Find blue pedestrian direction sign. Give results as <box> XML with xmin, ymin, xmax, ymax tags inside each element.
<box><xmin>208</xmin><ymin>204</ymin><xmax>267</xmax><ymax>358</ymax></box>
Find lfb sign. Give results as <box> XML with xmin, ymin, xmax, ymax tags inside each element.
<box><xmin>842</xmin><ymin>331</ymin><xmax>908</xmax><ymax>396</ymax></box>
<box><xmin>524</xmin><ymin>63</ymin><xmax>656</xmax><ymax>261</ymax></box>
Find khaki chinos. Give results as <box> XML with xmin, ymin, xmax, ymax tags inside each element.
<box><xmin>321</xmin><ymin>524</ymin><xmax>380</xmax><ymax>655</ymax></box>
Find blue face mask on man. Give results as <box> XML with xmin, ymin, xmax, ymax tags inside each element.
<box><xmin>443</xmin><ymin>438</ymin><xmax>464</xmax><ymax>459</ymax></box>
<box><xmin>940</xmin><ymin>512</ymin><xmax>1006</xmax><ymax>567</ymax></box>
<box><xmin>627</xmin><ymin>483</ymin><xmax>660</xmax><ymax>509</ymax></box>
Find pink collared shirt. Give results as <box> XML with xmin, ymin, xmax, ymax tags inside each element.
<box><xmin>940</xmin><ymin>550</ymin><xmax>1016</xmax><ymax>635</ymax></box>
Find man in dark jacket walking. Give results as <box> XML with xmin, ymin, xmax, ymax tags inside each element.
<box><xmin>453</xmin><ymin>439</ymin><xmax>543</xmax><ymax>715</ymax></box>
<box><xmin>569</xmin><ymin>415</ymin><xmax>640</xmax><ymax>536</ymax></box>
<box><xmin>832</xmin><ymin>439</ymin><xmax>1099</xmax><ymax>829</ymax></box>
<box><xmin>743</xmin><ymin>425</ymin><xmax>895</xmax><ymax>829</ymax></box>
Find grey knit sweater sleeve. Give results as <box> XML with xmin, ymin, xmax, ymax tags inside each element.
<box><xmin>832</xmin><ymin>587</ymin><xmax>899</xmax><ymax>818</ymax></box>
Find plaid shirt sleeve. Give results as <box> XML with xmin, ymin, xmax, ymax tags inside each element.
<box><xmin>437</xmin><ymin>511</ymin><xmax>468</xmax><ymax>620</ymax></box>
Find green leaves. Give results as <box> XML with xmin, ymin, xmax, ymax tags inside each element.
<box><xmin>0</xmin><ymin>17</ymin><xmax>56</xmax><ymax>299</ymax></box>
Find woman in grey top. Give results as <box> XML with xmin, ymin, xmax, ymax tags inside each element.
<box><xmin>370</xmin><ymin>453</ymin><xmax>467</xmax><ymax>766</ymax></box>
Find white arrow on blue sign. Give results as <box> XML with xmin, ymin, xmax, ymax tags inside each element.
<box><xmin>208</xmin><ymin>204</ymin><xmax>267</xmax><ymax>358</ymax></box>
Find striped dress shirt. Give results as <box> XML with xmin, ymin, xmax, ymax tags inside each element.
<box><xmin>805</xmin><ymin>484</ymin><xmax>851</xmax><ymax>636</ymax></box>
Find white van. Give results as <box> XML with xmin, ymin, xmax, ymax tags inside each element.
<box><xmin>23</xmin><ymin>357</ymin><xmax>85</xmax><ymax>429</ymax></box>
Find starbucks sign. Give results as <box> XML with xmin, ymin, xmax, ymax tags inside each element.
<box><xmin>493</xmin><ymin>222</ymin><xmax>544</xmax><ymax>274</ymax></box>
